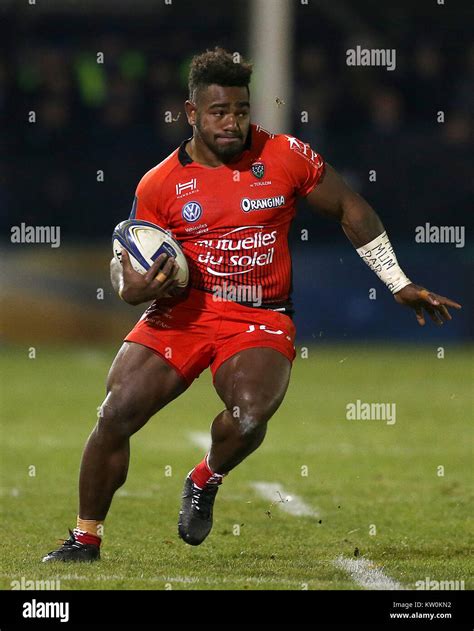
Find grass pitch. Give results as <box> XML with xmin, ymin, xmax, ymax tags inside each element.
<box><xmin>0</xmin><ymin>344</ymin><xmax>472</xmax><ymax>590</ymax></box>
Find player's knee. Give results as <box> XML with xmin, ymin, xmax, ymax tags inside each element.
<box><xmin>233</xmin><ymin>404</ymin><xmax>271</xmax><ymax>439</ymax></box>
<box><xmin>96</xmin><ymin>389</ymin><xmax>147</xmax><ymax>439</ymax></box>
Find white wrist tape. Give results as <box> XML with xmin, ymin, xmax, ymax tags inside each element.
<box><xmin>356</xmin><ymin>231</ymin><xmax>411</xmax><ymax>294</ymax></box>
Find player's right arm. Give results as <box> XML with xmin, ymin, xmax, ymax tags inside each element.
<box><xmin>110</xmin><ymin>168</ymin><xmax>179</xmax><ymax>305</ymax></box>
<box><xmin>110</xmin><ymin>250</ymin><xmax>179</xmax><ymax>305</ymax></box>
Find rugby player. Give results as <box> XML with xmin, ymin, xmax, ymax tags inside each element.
<box><xmin>43</xmin><ymin>48</ymin><xmax>461</xmax><ymax>562</ymax></box>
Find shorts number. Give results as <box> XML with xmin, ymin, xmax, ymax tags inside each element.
<box><xmin>246</xmin><ymin>324</ymin><xmax>283</xmax><ymax>335</ymax></box>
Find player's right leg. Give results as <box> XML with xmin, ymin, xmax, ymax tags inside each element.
<box><xmin>42</xmin><ymin>341</ymin><xmax>188</xmax><ymax>562</ymax></box>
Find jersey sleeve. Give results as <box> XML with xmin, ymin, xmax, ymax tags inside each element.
<box><xmin>277</xmin><ymin>134</ymin><xmax>325</xmax><ymax>197</ymax></box>
<box><xmin>129</xmin><ymin>169</ymin><xmax>166</xmax><ymax>226</ymax></box>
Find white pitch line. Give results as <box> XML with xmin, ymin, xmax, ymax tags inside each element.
<box><xmin>251</xmin><ymin>482</ymin><xmax>319</xmax><ymax>518</ymax></box>
<box><xmin>187</xmin><ymin>431</ymin><xmax>211</xmax><ymax>451</ymax></box>
<box><xmin>334</xmin><ymin>555</ymin><xmax>404</xmax><ymax>590</ymax></box>
<box><xmin>116</xmin><ymin>489</ymin><xmax>156</xmax><ymax>499</ymax></box>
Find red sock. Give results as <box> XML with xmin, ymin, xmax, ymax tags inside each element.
<box><xmin>190</xmin><ymin>455</ymin><xmax>224</xmax><ymax>488</ymax></box>
<box><xmin>73</xmin><ymin>528</ymin><xmax>101</xmax><ymax>547</ymax></box>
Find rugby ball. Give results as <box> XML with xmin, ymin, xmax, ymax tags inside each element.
<box><xmin>112</xmin><ymin>219</ymin><xmax>189</xmax><ymax>289</ymax></box>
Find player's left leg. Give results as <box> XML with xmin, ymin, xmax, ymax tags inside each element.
<box><xmin>178</xmin><ymin>347</ymin><xmax>291</xmax><ymax>545</ymax></box>
<box><xmin>209</xmin><ymin>347</ymin><xmax>291</xmax><ymax>472</ymax></box>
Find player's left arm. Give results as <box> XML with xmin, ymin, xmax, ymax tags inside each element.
<box><xmin>306</xmin><ymin>163</ymin><xmax>462</xmax><ymax>325</ymax></box>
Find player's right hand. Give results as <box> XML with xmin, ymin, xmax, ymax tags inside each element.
<box><xmin>118</xmin><ymin>249</ymin><xmax>181</xmax><ymax>305</ymax></box>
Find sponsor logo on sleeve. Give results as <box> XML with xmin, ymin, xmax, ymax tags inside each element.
<box><xmin>285</xmin><ymin>136</ymin><xmax>323</xmax><ymax>168</ymax></box>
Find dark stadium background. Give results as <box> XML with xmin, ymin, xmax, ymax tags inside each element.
<box><xmin>1</xmin><ymin>0</ymin><xmax>472</xmax><ymax>345</ymax></box>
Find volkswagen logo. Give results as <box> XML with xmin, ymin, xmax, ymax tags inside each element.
<box><xmin>182</xmin><ymin>201</ymin><xmax>202</xmax><ymax>223</ymax></box>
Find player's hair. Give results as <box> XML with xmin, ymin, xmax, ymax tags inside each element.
<box><xmin>188</xmin><ymin>47</ymin><xmax>253</xmax><ymax>102</ymax></box>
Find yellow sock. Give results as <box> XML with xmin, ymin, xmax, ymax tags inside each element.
<box><xmin>76</xmin><ymin>517</ymin><xmax>104</xmax><ymax>539</ymax></box>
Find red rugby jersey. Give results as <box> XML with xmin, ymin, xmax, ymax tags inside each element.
<box><xmin>130</xmin><ymin>124</ymin><xmax>325</xmax><ymax>311</ymax></box>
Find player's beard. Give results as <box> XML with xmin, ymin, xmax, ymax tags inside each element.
<box><xmin>195</xmin><ymin>118</ymin><xmax>246</xmax><ymax>162</ymax></box>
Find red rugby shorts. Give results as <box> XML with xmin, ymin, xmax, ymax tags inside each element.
<box><xmin>125</xmin><ymin>288</ymin><xmax>296</xmax><ymax>385</ymax></box>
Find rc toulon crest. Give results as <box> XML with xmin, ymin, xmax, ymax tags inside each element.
<box><xmin>251</xmin><ymin>162</ymin><xmax>265</xmax><ymax>179</ymax></box>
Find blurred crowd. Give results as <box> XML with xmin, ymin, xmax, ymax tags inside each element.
<box><xmin>3</xmin><ymin>4</ymin><xmax>473</xmax><ymax>242</ymax></box>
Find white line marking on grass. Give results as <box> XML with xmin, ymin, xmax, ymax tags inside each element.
<box><xmin>116</xmin><ymin>489</ymin><xmax>156</xmax><ymax>498</ymax></box>
<box><xmin>251</xmin><ymin>482</ymin><xmax>319</xmax><ymax>517</ymax></box>
<box><xmin>187</xmin><ymin>431</ymin><xmax>211</xmax><ymax>451</ymax></box>
<box><xmin>333</xmin><ymin>555</ymin><xmax>404</xmax><ymax>590</ymax></box>
<box><xmin>0</xmin><ymin>488</ymin><xmax>20</xmax><ymax>497</ymax></box>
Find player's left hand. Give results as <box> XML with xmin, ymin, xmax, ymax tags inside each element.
<box><xmin>394</xmin><ymin>283</ymin><xmax>462</xmax><ymax>326</ymax></box>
